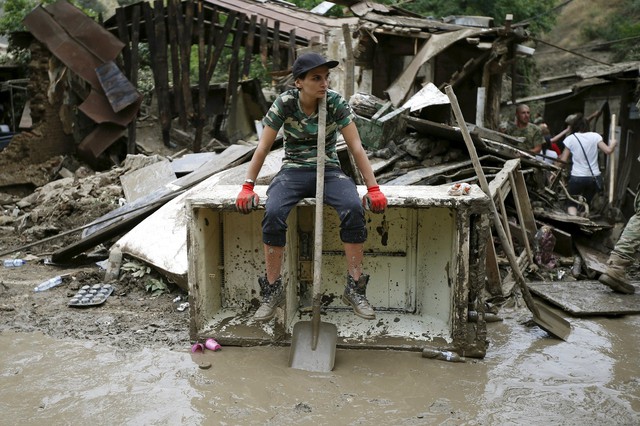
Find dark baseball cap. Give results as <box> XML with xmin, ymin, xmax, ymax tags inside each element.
<box><xmin>292</xmin><ymin>52</ymin><xmax>339</xmax><ymax>79</ymax></box>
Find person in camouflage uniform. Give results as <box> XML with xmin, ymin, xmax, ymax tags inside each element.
<box><xmin>505</xmin><ymin>104</ymin><xmax>545</xmax><ymax>154</ymax></box>
<box><xmin>235</xmin><ymin>52</ymin><xmax>387</xmax><ymax>321</ymax></box>
<box><xmin>599</xmin><ymin>189</ymin><xmax>640</xmax><ymax>294</ymax></box>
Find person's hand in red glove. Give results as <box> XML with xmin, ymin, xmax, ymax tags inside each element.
<box><xmin>236</xmin><ymin>182</ymin><xmax>259</xmax><ymax>214</ymax></box>
<box><xmin>362</xmin><ymin>185</ymin><xmax>387</xmax><ymax>213</ymax></box>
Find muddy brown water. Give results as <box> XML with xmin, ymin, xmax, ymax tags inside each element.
<box><xmin>1</xmin><ymin>309</ymin><xmax>639</xmax><ymax>425</ymax></box>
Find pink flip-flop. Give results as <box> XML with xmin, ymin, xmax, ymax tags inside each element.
<box><xmin>205</xmin><ymin>338</ymin><xmax>221</xmax><ymax>351</ymax></box>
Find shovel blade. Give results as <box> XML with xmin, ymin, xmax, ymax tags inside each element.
<box><xmin>289</xmin><ymin>320</ymin><xmax>337</xmax><ymax>372</ymax></box>
<box><xmin>533</xmin><ymin>301</ymin><xmax>571</xmax><ymax>341</ymax></box>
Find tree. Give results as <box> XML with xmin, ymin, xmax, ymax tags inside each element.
<box><xmin>400</xmin><ymin>0</ymin><xmax>559</xmax><ymax>34</ymax></box>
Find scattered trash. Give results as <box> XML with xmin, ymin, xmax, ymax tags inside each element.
<box><xmin>191</xmin><ymin>338</ymin><xmax>222</xmax><ymax>353</ymax></box>
<box><xmin>177</xmin><ymin>302</ymin><xmax>189</xmax><ymax>312</ymax></box>
<box><xmin>172</xmin><ymin>295</ymin><xmax>183</xmax><ymax>303</ymax></box>
<box><xmin>68</xmin><ymin>283</ymin><xmax>114</xmax><ymax>307</ymax></box>
<box><xmin>3</xmin><ymin>259</ymin><xmax>26</xmax><ymax>268</ymax></box>
<box><xmin>447</xmin><ymin>182</ymin><xmax>471</xmax><ymax>196</ymax></box>
<box><xmin>104</xmin><ymin>246</ymin><xmax>123</xmax><ymax>282</ymax></box>
<box><xmin>34</xmin><ymin>275</ymin><xmax>63</xmax><ymax>292</ymax></box>
<box><xmin>191</xmin><ymin>342</ymin><xmax>205</xmax><ymax>353</ymax></box>
<box><xmin>421</xmin><ymin>347</ymin><xmax>466</xmax><ymax>362</ymax></box>
<box><xmin>197</xmin><ymin>361</ymin><xmax>212</xmax><ymax>370</ymax></box>
<box><xmin>205</xmin><ymin>338</ymin><xmax>221</xmax><ymax>351</ymax></box>
<box><xmin>533</xmin><ymin>225</ymin><xmax>558</xmax><ymax>269</ymax></box>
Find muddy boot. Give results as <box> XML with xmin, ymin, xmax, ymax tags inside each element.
<box><xmin>598</xmin><ymin>252</ymin><xmax>636</xmax><ymax>294</ymax></box>
<box><xmin>342</xmin><ymin>274</ymin><xmax>375</xmax><ymax>320</ymax></box>
<box><xmin>254</xmin><ymin>276</ymin><xmax>285</xmax><ymax>321</ymax></box>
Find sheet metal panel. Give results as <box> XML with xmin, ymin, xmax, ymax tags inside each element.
<box><xmin>45</xmin><ymin>0</ymin><xmax>124</xmax><ymax>62</ymax></box>
<box><xmin>205</xmin><ymin>0</ymin><xmax>356</xmax><ymax>42</ymax></box>
<box><xmin>23</xmin><ymin>6</ymin><xmax>103</xmax><ymax>91</ymax></box>
<box><xmin>529</xmin><ymin>280</ymin><xmax>640</xmax><ymax>316</ymax></box>
<box><xmin>79</xmin><ymin>89</ymin><xmax>141</xmax><ymax>127</ymax></box>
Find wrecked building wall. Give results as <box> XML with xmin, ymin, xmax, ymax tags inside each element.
<box><xmin>0</xmin><ymin>40</ymin><xmax>74</xmax><ymax>189</ymax></box>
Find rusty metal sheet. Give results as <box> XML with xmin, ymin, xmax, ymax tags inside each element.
<box><xmin>77</xmin><ymin>123</ymin><xmax>126</xmax><ymax>162</ymax></box>
<box><xmin>44</xmin><ymin>0</ymin><xmax>124</xmax><ymax>63</ymax></box>
<box><xmin>79</xmin><ymin>89</ymin><xmax>142</xmax><ymax>127</ymax></box>
<box><xmin>528</xmin><ymin>280</ymin><xmax>640</xmax><ymax>316</ymax></box>
<box><xmin>95</xmin><ymin>61</ymin><xmax>141</xmax><ymax>113</ymax></box>
<box><xmin>23</xmin><ymin>6</ymin><xmax>103</xmax><ymax>91</ymax></box>
<box><xmin>204</xmin><ymin>0</ymin><xmax>357</xmax><ymax>42</ymax></box>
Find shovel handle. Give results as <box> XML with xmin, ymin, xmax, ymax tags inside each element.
<box><xmin>445</xmin><ymin>85</ymin><xmax>541</xmax><ymax>318</ymax></box>
<box><xmin>311</xmin><ymin>96</ymin><xmax>327</xmax><ymax>350</ymax></box>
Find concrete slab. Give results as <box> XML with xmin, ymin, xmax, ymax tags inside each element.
<box><xmin>171</xmin><ymin>153</ymin><xmax>218</xmax><ymax>175</ymax></box>
<box><xmin>528</xmin><ymin>280</ymin><xmax>640</xmax><ymax>316</ymax></box>
<box><xmin>120</xmin><ymin>160</ymin><xmax>176</xmax><ymax>202</ymax></box>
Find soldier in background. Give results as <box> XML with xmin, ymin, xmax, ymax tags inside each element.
<box><xmin>505</xmin><ymin>103</ymin><xmax>544</xmax><ymax>154</ymax></box>
<box><xmin>599</xmin><ymin>187</ymin><xmax>640</xmax><ymax>294</ymax></box>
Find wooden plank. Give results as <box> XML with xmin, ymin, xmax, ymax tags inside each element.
<box><xmin>272</xmin><ymin>20</ymin><xmax>280</xmax><ymax>72</ymax></box>
<box><xmin>508</xmin><ymin>171</ymin><xmax>533</xmax><ymax>263</ymax></box>
<box><xmin>341</xmin><ymin>23</ymin><xmax>354</xmax><ymax>100</ymax></box>
<box><xmin>385</xmin><ymin>158</ymin><xmax>482</xmax><ymax>185</ymax></box>
<box><xmin>528</xmin><ymin>280</ymin><xmax>640</xmax><ymax>316</ymax></box>
<box><xmin>167</xmin><ymin>0</ymin><xmax>184</xmax><ymax>119</ymax></box>
<box><xmin>127</xmin><ymin>4</ymin><xmax>141</xmax><ymax>154</ymax></box>
<box><xmin>484</xmin><ymin>229</ymin><xmax>503</xmax><ymax>296</ymax></box>
<box><xmin>115</xmin><ymin>8</ymin><xmax>130</xmax><ymax>78</ymax></box>
<box><xmin>179</xmin><ymin>0</ymin><xmax>195</xmax><ymax>125</ymax></box>
<box><xmin>574</xmin><ymin>240</ymin><xmax>608</xmax><ymax>274</ymax></box>
<box><xmin>260</xmin><ymin>18</ymin><xmax>268</xmax><ymax>68</ymax></box>
<box><xmin>194</xmin><ymin>0</ymin><xmax>206</xmax><ymax>153</ymax></box>
<box><xmin>287</xmin><ymin>28</ymin><xmax>295</xmax><ymax>69</ymax></box>
<box><xmin>148</xmin><ymin>0</ymin><xmax>171</xmax><ymax>146</ymax></box>
<box><xmin>206</xmin><ymin>11</ymin><xmax>236</xmax><ymax>82</ymax></box>
<box><xmin>242</xmin><ymin>14</ymin><xmax>257</xmax><ymax>78</ymax></box>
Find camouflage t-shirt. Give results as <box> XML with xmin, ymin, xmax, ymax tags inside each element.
<box><xmin>505</xmin><ymin>122</ymin><xmax>544</xmax><ymax>151</ymax></box>
<box><xmin>262</xmin><ymin>89</ymin><xmax>355</xmax><ymax>168</ymax></box>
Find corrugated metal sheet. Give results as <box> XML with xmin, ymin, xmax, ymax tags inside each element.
<box><xmin>204</xmin><ymin>0</ymin><xmax>357</xmax><ymax>42</ymax></box>
<box><xmin>42</xmin><ymin>0</ymin><xmax>124</xmax><ymax>62</ymax></box>
<box><xmin>23</xmin><ymin>6</ymin><xmax>105</xmax><ymax>91</ymax></box>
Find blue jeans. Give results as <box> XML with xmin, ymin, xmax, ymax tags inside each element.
<box><xmin>262</xmin><ymin>167</ymin><xmax>366</xmax><ymax>247</ymax></box>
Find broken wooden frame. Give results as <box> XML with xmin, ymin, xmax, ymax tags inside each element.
<box><xmin>111</xmin><ymin>0</ymin><xmax>304</xmax><ymax>151</ymax></box>
<box><xmin>485</xmin><ymin>158</ymin><xmax>537</xmax><ymax>297</ymax></box>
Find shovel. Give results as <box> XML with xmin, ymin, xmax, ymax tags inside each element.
<box><xmin>445</xmin><ymin>85</ymin><xmax>571</xmax><ymax>341</ymax></box>
<box><xmin>289</xmin><ymin>95</ymin><xmax>338</xmax><ymax>372</ymax></box>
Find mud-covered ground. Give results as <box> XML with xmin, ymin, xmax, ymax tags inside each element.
<box><xmin>0</xmin><ymin>252</ymin><xmax>191</xmax><ymax>352</ymax></box>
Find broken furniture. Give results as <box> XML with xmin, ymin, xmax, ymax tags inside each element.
<box><xmin>186</xmin><ymin>184</ymin><xmax>491</xmax><ymax>357</ymax></box>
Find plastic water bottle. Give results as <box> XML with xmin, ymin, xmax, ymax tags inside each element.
<box><xmin>4</xmin><ymin>259</ymin><xmax>26</xmax><ymax>268</ymax></box>
<box><xmin>422</xmin><ymin>347</ymin><xmax>466</xmax><ymax>363</ymax></box>
<box><xmin>34</xmin><ymin>276</ymin><xmax>63</xmax><ymax>292</ymax></box>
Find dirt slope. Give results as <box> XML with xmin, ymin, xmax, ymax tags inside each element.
<box><xmin>534</xmin><ymin>0</ymin><xmax>624</xmax><ymax>77</ymax></box>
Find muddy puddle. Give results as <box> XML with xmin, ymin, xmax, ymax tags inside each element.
<box><xmin>1</xmin><ymin>309</ymin><xmax>639</xmax><ymax>425</ymax></box>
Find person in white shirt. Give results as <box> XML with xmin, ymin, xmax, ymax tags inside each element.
<box><xmin>559</xmin><ymin>114</ymin><xmax>617</xmax><ymax>216</ymax></box>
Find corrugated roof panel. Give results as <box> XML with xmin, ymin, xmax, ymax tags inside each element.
<box><xmin>204</xmin><ymin>0</ymin><xmax>357</xmax><ymax>42</ymax></box>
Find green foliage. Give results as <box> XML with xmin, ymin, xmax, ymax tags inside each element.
<box><xmin>382</xmin><ymin>0</ymin><xmax>558</xmax><ymax>35</ymax></box>
<box><xmin>121</xmin><ymin>260</ymin><xmax>151</xmax><ymax>278</ymax></box>
<box><xmin>145</xmin><ymin>277</ymin><xmax>170</xmax><ymax>297</ymax></box>
<box><xmin>582</xmin><ymin>1</ymin><xmax>640</xmax><ymax>61</ymax></box>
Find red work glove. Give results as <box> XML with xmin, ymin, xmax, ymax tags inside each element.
<box><xmin>236</xmin><ymin>183</ymin><xmax>259</xmax><ymax>214</ymax></box>
<box><xmin>362</xmin><ymin>185</ymin><xmax>387</xmax><ymax>213</ymax></box>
